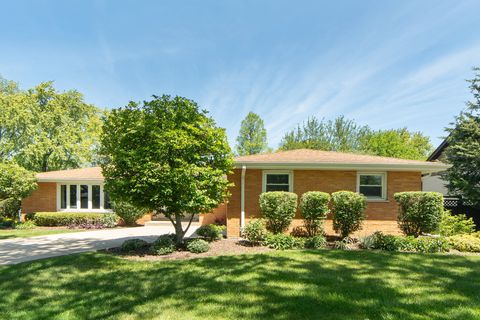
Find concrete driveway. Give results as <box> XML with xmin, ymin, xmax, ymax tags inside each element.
<box><xmin>0</xmin><ymin>224</ymin><xmax>197</xmax><ymax>265</ymax></box>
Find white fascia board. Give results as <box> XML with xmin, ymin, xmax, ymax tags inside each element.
<box><xmin>234</xmin><ymin>162</ymin><xmax>451</xmax><ymax>174</ymax></box>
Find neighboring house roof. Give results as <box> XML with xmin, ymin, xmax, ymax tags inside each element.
<box><xmin>235</xmin><ymin>149</ymin><xmax>449</xmax><ymax>173</ymax></box>
<box><xmin>36</xmin><ymin>167</ymin><xmax>103</xmax><ymax>182</ymax></box>
<box><xmin>427</xmin><ymin>138</ymin><xmax>449</xmax><ymax>161</ymax></box>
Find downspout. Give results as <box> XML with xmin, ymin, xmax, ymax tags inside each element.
<box><xmin>240</xmin><ymin>165</ymin><xmax>246</xmax><ymax>235</ymax></box>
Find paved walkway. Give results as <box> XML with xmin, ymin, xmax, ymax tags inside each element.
<box><xmin>0</xmin><ymin>224</ymin><xmax>197</xmax><ymax>265</ymax></box>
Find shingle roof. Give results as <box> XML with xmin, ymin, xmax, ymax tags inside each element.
<box><xmin>35</xmin><ymin>149</ymin><xmax>449</xmax><ymax>182</ymax></box>
<box><xmin>235</xmin><ymin>149</ymin><xmax>449</xmax><ymax>172</ymax></box>
<box><xmin>37</xmin><ymin>167</ymin><xmax>103</xmax><ymax>181</ymax></box>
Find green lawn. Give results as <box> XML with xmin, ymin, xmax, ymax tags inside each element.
<box><xmin>0</xmin><ymin>250</ymin><xmax>479</xmax><ymax>320</ymax></box>
<box><xmin>0</xmin><ymin>228</ymin><xmax>83</xmax><ymax>240</ymax></box>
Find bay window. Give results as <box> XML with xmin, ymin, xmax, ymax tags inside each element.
<box><xmin>57</xmin><ymin>183</ymin><xmax>111</xmax><ymax>212</ymax></box>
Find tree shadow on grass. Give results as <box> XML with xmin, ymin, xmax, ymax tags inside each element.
<box><xmin>0</xmin><ymin>250</ymin><xmax>479</xmax><ymax>319</ymax></box>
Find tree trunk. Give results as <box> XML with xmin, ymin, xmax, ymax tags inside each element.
<box><xmin>174</xmin><ymin>213</ymin><xmax>185</xmax><ymax>245</ymax></box>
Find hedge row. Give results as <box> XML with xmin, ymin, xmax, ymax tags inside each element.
<box><xmin>259</xmin><ymin>190</ymin><xmax>366</xmax><ymax>237</ymax></box>
<box><xmin>33</xmin><ymin>212</ymin><xmax>118</xmax><ymax>227</ymax></box>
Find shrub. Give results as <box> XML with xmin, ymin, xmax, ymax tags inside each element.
<box><xmin>24</xmin><ymin>212</ymin><xmax>36</xmax><ymax>221</ymax></box>
<box><xmin>333</xmin><ymin>238</ymin><xmax>350</xmax><ymax>250</ymax></box>
<box><xmin>364</xmin><ymin>231</ymin><xmax>449</xmax><ymax>253</ymax></box>
<box><xmin>0</xmin><ymin>217</ymin><xmax>15</xmax><ymax>229</ymax></box>
<box><xmin>375</xmin><ymin>233</ymin><xmax>405</xmax><ymax>251</ymax></box>
<box><xmin>438</xmin><ymin>210</ymin><xmax>476</xmax><ymax>236</ymax></box>
<box><xmin>151</xmin><ymin>234</ymin><xmax>176</xmax><ymax>255</ymax></box>
<box><xmin>414</xmin><ymin>237</ymin><xmax>450</xmax><ymax>253</ymax></box>
<box><xmin>359</xmin><ymin>232</ymin><xmax>381</xmax><ymax>250</ymax></box>
<box><xmin>299</xmin><ymin>191</ymin><xmax>330</xmax><ymax>236</ymax></box>
<box><xmin>121</xmin><ymin>239</ymin><xmax>150</xmax><ymax>252</ymax></box>
<box><xmin>448</xmin><ymin>234</ymin><xmax>480</xmax><ymax>252</ymax></box>
<box><xmin>304</xmin><ymin>235</ymin><xmax>327</xmax><ymax>249</ymax></box>
<box><xmin>112</xmin><ymin>200</ymin><xmax>149</xmax><ymax>226</ymax></box>
<box><xmin>100</xmin><ymin>213</ymin><xmax>118</xmax><ymax>228</ymax></box>
<box><xmin>0</xmin><ymin>162</ymin><xmax>37</xmax><ymax>219</ymax></box>
<box><xmin>187</xmin><ymin>239</ymin><xmax>210</xmax><ymax>253</ymax></box>
<box><xmin>14</xmin><ymin>220</ymin><xmax>36</xmax><ymax>230</ymax></box>
<box><xmin>196</xmin><ymin>224</ymin><xmax>225</xmax><ymax>242</ymax></box>
<box><xmin>331</xmin><ymin>191</ymin><xmax>367</xmax><ymax>238</ymax></box>
<box><xmin>264</xmin><ymin>233</ymin><xmax>304</xmax><ymax>250</ymax></box>
<box><xmin>34</xmin><ymin>212</ymin><xmax>118</xmax><ymax>228</ymax></box>
<box><xmin>242</xmin><ymin>219</ymin><xmax>268</xmax><ymax>245</ymax></box>
<box><xmin>394</xmin><ymin>192</ymin><xmax>443</xmax><ymax>237</ymax></box>
<box><xmin>259</xmin><ymin>192</ymin><xmax>298</xmax><ymax>234</ymax></box>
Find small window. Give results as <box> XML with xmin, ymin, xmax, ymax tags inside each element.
<box><xmin>358</xmin><ymin>173</ymin><xmax>386</xmax><ymax>200</ymax></box>
<box><xmin>60</xmin><ymin>185</ymin><xmax>67</xmax><ymax>209</ymax></box>
<box><xmin>80</xmin><ymin>185</ymin><xmax>89</xmax><ymax>209</ymax></box>
<box><xmin>92</xmin><ymin>185</ymin><xmax>101</xmax><ymax>209</ymax></box>
<box><xmin>264</xmin><ymin>172</ymin><xmax>291</xmax><ymax>192</ymax></box>
<box><xmin>69</xmin><ymin>185</ymin><xmax>77</xmax><ymax>209</ymax></box>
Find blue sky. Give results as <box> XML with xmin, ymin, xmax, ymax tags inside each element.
<box><xmin>1</xmin><ymin>1</ymin><xmax>480</xmax><ymax>149</ymax></box>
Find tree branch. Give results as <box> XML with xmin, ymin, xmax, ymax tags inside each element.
<box><xmin>182</xmin><ymin>213</ymin><xmax>196</xmax><ymax>235</ymax></box>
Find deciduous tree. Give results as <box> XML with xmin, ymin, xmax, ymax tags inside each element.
<box><xmin>235</xmin><ymin>112</ymin><xmax>269</xmax><ymax>155</ymax></box>
<box><xmin>0</xmin><ymin>162</ymin><xmax>37</xmax><ymax>219</ymax></box>
<box><xmin>100</xmin><ymin>95</ymin><xmax>234</xmax><ymax>244</ymax></box>
<box><xmin>0</xmin><ymin>80</ymin><xmax>103</xmax><ymax>171</ymax></box>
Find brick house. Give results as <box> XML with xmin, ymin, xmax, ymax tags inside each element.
<box><xmin>21</xmin><ymin>149</ymin><xmax>448</xmax><ymax>237</ymax></box>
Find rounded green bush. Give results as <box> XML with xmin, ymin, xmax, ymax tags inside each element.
<box><xmin>112</xmin><ymin>200</ymin><xmax>149</xmax><ymax>226</ymax></box>
<box><xmin>394</xmin><ymin>191</ymin><xmax>444</xmax><ymax>237</ymax></box>
<box><xmin>331</xmin><ymin>191</ymin><xmax>367</xmax><ymax>238</ymax></box>
<box><xmin>151</xmin><ymin>234</ymin><xmax>176</xmax><ymax>255</ymax></box>
<box><xmin>242</xmin><ymin>219</ymin><xmax>268</xmax><ymax>245</ymax></box>
<box><xmin>299</xmin><ymin>191</ymin><xmax>330</xmax><ymax>236</ymax></box>
<box><xmin>187</xmin><ymin>239</ymin><xmax>210</xmax><ymax>253</ymax></box>
<box><xmin>304</xmin><ymin>235</ymin><xmax>327</xmax><ymax>249</ymax></box>
<box><xmin>121</xmin><ymin>238</ymin><xmax>149</xmax><ymax>252</ymax></box>
<box><xmin>259</xmin><ymin>191</ymin><xmax>298</xmax><ymax>234</ymax></box>
<box><xmin>196</xmin><ymin>224</ymin><xmax>225</xmax><ymax>242</ymax></box>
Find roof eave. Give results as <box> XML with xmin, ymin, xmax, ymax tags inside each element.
<box><xmin>37</xmin><ymin>178</ymin><xmax>105</xmax><ymax>183</ymax></box>
<box><xmin>234</xmin><ymin>162</ymin><xmax>451</xmax><ymax>174</ymax></box>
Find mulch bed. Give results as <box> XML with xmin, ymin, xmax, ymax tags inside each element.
<box><xmin>105</xmin><ymin>238</ymin><xmax>272</xmax><ymax>261</ymax></box>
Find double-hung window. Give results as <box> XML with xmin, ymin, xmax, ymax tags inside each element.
<box><xmin>263</xmin><ymin>171</ymin><xmax>293</xmax><ymax>192</ymax></box>
<box><xmin>357</xmin><ymin>173</ymin><xmax>386</xmax><ymax>200</ymax></box>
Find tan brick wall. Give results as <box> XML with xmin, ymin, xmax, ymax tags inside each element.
<box><xmin>21</xmin><ymin>182</ymin><xmax>57</xmax><ymax>213</ymax></box>
<box><xmin>225</xmin><ymin>169</ymin><xmax>421</xmax><ymax>237</ymax></box>
<box><xmin>200</xmin><ymin>202</ymin><xmax>227</xmax><ymax>225</ymax></box>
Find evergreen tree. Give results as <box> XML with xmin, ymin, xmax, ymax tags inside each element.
<box><xmin>444</xmin><ymin>68</ymin><xmax>480</xmax><ymax>206</ymax></box>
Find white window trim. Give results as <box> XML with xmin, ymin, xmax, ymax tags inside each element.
<box><xmin>56</xmin><ymin>181</ymin><xmax>112</xmax><ymax>213</ymax></box>
<box><xmin>356</xmin><ymin>172</ymin><xmax>387</xmax><ymax>201</ymax></box>
<box><xmin>262</xmin><ymin>170</ymin><xmax>294</xmax><ymax>193</ymax></box>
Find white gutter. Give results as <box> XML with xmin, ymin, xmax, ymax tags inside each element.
<box><xmin>234</xmin><ymin>162</ymin><xmax>450</xmax><ymax>174</ymax></box>
<box><xmin>240</xmin><ymin>165</ymin><xmax>246</xmax><ymax>234</ymax></box>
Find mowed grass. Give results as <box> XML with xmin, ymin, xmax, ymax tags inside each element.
<box><xmin>1</xmin><ymin>250</ymin><xmax>479</xmax><ymax>320</ymax></box>
<box><xmin>0</xmin><ymin>228</ymin><xmax>84</xmax><ymax>240</ymax></box>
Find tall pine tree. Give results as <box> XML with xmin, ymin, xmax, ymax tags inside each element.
<box><xmin>444</xmin><ymin>67</ymin><xmax>480</xmax><ymax>206</ymax></box>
